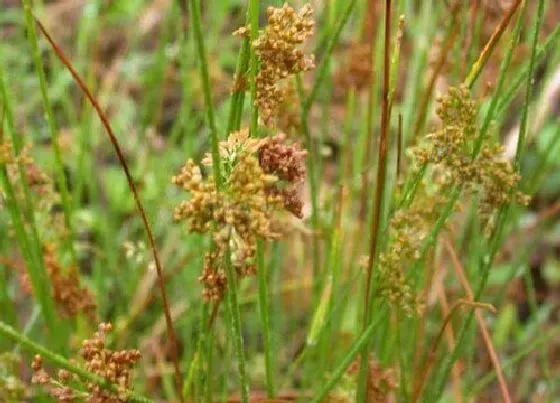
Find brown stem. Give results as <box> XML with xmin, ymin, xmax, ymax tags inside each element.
<box><xmin>445</xmin><ymin>240</ymin><xmax>512</xmax><ymax>403</ymax></box>
<box><xmin>436</xmin><ymin>282</ymin><xmax>463</xmax><ymax>403</ymax></box>
<box><xmin>463</xmin><ymin>0</ymin><xmax>523</xmax><ymax>88</ymax></box>
<box><xmin>34</xmin><ymin>18</ymin><xmax>184</xmax><ymax>401</ymax></box>
<box><xmin>359</xmin><ymin>1</ymin><xmax>392</xmax><ymax>397</ymax></box>
<box><xmin>413</xmin><ymin>299</ymin><xmax>496</xmax><ymax>401</ymax></box>
<box><xmin>363</xmin><ymin>0</ymin><xmax>391</xmax><ymax>330</ymax></box>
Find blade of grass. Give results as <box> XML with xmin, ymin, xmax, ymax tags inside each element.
<box><xmin>0</xmin><ymin>84</ymin><xmax>64</xmax><ymax>350</ymax></box>
<box><xmin>298</xmin><ymin>0</ymin><xmax>358</xmax><ymax>297</ymax></box>
<box><xmin>21</xmin><ymin>0</ymin><xmax>76</xmax><ymax>263</ymax></box>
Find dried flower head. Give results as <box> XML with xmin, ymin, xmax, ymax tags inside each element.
<box><xmin>173</xmin><ymin>129</ymin><xmax>306</xmax><ymax>301</ymax></box>
<box><xmin>19</xmin><ymin>244</ymin><xmax>97</xmax><ymax>322</ymax></box>
<box><xmin>253</xmin><ymin>3</ymin><xmax>315</xmax><ymax>127</ymax></box>
<box><xmin>258</xmin><ymin>133</ymin><xmax>307</xmax><ymax>218</ymax></box>
<box><xmin>31</xmin><ymin>323</ymin><xmax>141</xmax><ymax>402</ymax></box>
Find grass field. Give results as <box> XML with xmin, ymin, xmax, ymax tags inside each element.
<box><xmin>1</xmin><ymin>0</ymin><xmax>560</xmax><ymax>402</ymax></box>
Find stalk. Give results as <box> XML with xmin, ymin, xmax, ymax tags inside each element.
<box><xmin>247</xmin><ymin>0</ymin><xmax>274</xmax><ymax>397</ymax></box>
<box><xmin>0</xmin><ymin>68</ymin><xmax>65</xmax><ymax>348</ymax></box>
<box><xmin>299</xmin><ymin>0</ymin><xmax>358</xmax><ymax>294</ymax></box>
<box><xmin>357</xmin><ymin>1</ymin><xmax>392</xmax><ymax>401</ymax></box>
<box><xmin>189</xmin><ymin>0</ymin><xmax>248</xmax><ymax>400</ymax></box>
<box><xmin>21</xmin><ymin>0</ymin><xmax>76</xmax><ymax>263</ymax></box>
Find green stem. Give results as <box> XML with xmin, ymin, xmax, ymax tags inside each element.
<box><xmin>21</xmin><ymin>0</ymin><xmax>76</xmax><ymax>263</ymax></box>
<box><xmin>224</xmin><ymin>244</ymin><xmax>249</xmax><ymax>403</ymax></box>
<box><xmin>247</xmin><ymin>0</ymin><xmax>274</xmax><ymax>396</ymax></box>
<box><xmin>0</xmin><ymin>321</ymin><xmax>153</xmax><ymax>403</ymax></box>
<box><xmin>514</xmin><ymin>0</ymin><xmax>545</xmax><ymax>167</ymax></box>
<box><xmin>189</xmin><ymin>0</ymin><xmax>223</xmax><ymax>189</ymax></box>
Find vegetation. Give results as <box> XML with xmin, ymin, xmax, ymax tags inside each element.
<box><xmin>1</xmin><ymin>0</ymin><xmax>560</xmax><ymax>401</ymax></box>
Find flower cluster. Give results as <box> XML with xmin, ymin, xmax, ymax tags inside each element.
<box><xmin>258</xmin><ymin>133</ymin><xmax>307</xmax><ymax>218</ymax></box>
<box><xmin>20</xmin><ymin>244</ymin><xmax>97</xmax><ymax>322</ymax></box>
<box><xmin>253</xmin><ymin>3</ymin><xmax>315</xmax><ymax>127</ymax></box>
<box><xmin>173</xmin><ymin>129</ymin><xmax>305</xmax><ymax>301</ymax></box>
<box><xmin>32</xmin><ymin>323</ymin><xmax>141</xmax><ymax>402</ymax></box>
<box><xmin>373</xmin><ymin>188</ymin><xmax>446</xmax><ymax>316</ymax></box>
<box><xmin>414</xmin><ymin>86</ymin><xmax>528</xmax><ymax>230</ymax></box>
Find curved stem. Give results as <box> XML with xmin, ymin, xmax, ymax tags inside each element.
<box><xmin>34</xmin><ymin>18</ymin><xmax>184</xmax><ymax>401</ymax></box>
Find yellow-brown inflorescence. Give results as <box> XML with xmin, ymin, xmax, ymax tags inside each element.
<box><xmin>173</xmin><ymin>129</ymin><xmax>306</xmax><ymax>301</ymax></box>
<box><xmin>372</xmin><ymin>86</ymin><xmax>529</xmax><ymax>316</ymax></box>
<box><xmin>414</xmin><ymin>85</ymin><xmax>529</xmax><ymax>230</ymax></box>
<box><xmin>371</xmin><ymin>187</ymin><xmax>447</xmax><ymax>316</ymax></box>
<box><xmin>253</xmin><ymin>3</ymin><xmax>315</xmax><ymax>127</ymax></box>
<box><xmin>31</xmin><ymin>323</ymin><xmax>141</xmax><ymax>402</ymax></box>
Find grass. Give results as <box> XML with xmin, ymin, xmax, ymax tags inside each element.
<box><xmin>1</xmin><ymin>1</ymin><xmax>560</xmax><ymax>402</ymax></box>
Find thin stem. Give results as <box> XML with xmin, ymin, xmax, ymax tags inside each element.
<box><xmin>0</xmin><ymin>67</ymin><xmax>64</xmax><ymax>348</ymax></box>
<box><xmin>514</xmin><ymin>0</ymin><xmax>545</xmax><ymax>166</ymax></box>
<box><xmin>247</xmin><ymin>0</ymin><xmax>274</xmax><ymax>397</ymax></box>
<box><xmin>21</xmin><ymin>0</ymin><xmax>76</xmax><ymax>263</ymax></box>
<box><xmin>299</xmin><ymin>0</ymin><xmax>358</xmax><ymax>295</ymax></box>
<box><xmin>224</xmin><ymin>242</ymin><xmax>249</xmax><ymax>403</ymax></box>
<box><xmin>358</xmin><ymin>1</ymin><xmax>392</xmax><ymax>401</ymax></box>
<box><xmin>189</xmin><ymin>0</ymin><xmax>223</xmax><ymax>189</ymax></box>
<box><xmin>445</xmin><ymin>240</ymin><xmax>512</xmax><ymax>403</ymax></box>
<box><xmin>411</xmin><ymin>1</ymin><xmax>460</xmax><ymax>142</ymax></box>
<box><xmin>463</xmin><ymin>0</ymin><xmax>522</xmax><ymax>89</ymax></box>
<box><xmin>413</xmin><ymin>300</ymin><xmax>496</xmax><ymax>401</ymax></box>
<box><xmin>0</xmin><ymin>321</ymin><xmax>153</xmax><ymax>403</ymax></box>
<box><xmin>35</xmin><ymin>19</ymin><xmax>184</xmax><ymax>401</ymax></box>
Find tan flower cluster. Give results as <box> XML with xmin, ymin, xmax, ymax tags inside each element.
<box><xmin>20</xmin><ymin>244</ymin><xmax>97</xmax><ymax>322</ymax></box>
<box><xmin>253</xmin><ymin>3</ymin><xmax>315</xmax><ymax>127</ymax></box>
<box><xmin>414</xmin><ymin>86</ymin><xmax>528</xmax><ymax>230</ymax></box>
<box><xmin>32</xmin><ymin>323</ymin><xmax>141</xmax><ymax>402</ymax></box>
<box><xmin>173</xmin><ymin>129</ymin><xmax>305</xmax><ymax>301</ymax></box>
<box><xmin>373</xmin><ymin>188</ymin><xmax>447</xmax><ymax>316</ymax></box>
